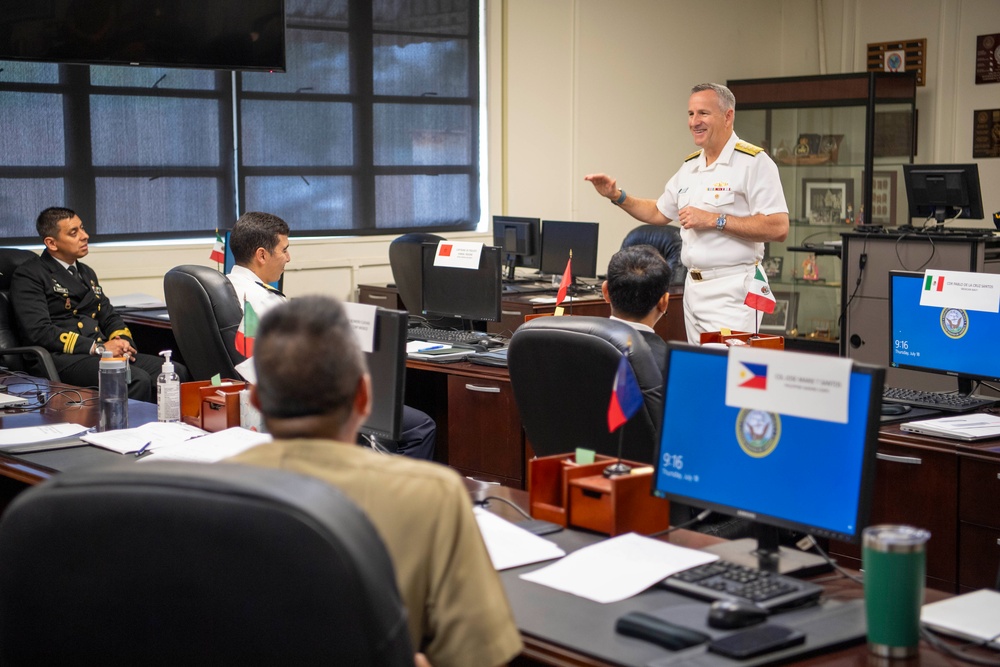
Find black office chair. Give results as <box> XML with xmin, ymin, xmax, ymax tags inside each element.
<box><xmin>621</xmin><ymin>224</ymin><xmax>687</xmax><ymax>286</ymax></box>
<box><xmin>388</xmin><ymin>232</ymin><xmax>445</xmax><ymax>314</ymax></box>
<box><xmin>163</xmin><ymin>264</ymin><xmax>245</xmax><ymax>381</ymax></box>
<box><xmin>508</xmin><ymin>316</ymin><xmax>663</xmax><ymax>463</ymax></box>
<box><xmin>0</xmin><ymin>248</ymin><xmax>60</xmax><ymax>381</ymax></box>
<box><xmin>0</xmin><ymin>461</ymin><xmax>414</xmax><ymax>666</ymax></box>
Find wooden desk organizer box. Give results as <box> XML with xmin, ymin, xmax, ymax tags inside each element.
<box><xmin>528</xmin><ymin>454</ymin><xmax>669</xmax><ymax>536</ymax></box>
<box><xmin>700</xmin><ymin>330</ymin><xmax>784</xmax><ymax>349</ymax></box>
<box><xmin>180</xmin><ymin>379</ymin><xmax>246</xmax><ymax>432</ymax></box>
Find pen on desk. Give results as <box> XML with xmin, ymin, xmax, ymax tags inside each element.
<box><xmin>134</xmin><ymin>441</ymin><xmax>152</xmax><ymax>458</ymax></box>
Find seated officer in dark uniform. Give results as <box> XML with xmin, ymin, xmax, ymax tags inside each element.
<box><xmin>11</xmin><ymin>207</ymin><xmax>189</xmax><ymax>401</ymax></box>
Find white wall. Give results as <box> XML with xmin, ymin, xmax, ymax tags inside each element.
<box><xmin>64</xmin><ymin>0</ymin><xmax>1000</xmax><ymax>304</ymax></box>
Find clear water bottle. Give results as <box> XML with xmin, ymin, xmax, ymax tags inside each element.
<box><xmin>98</xmin><ymin>350</ymin><xmax>129</xmax><ymax>431</ymax></box>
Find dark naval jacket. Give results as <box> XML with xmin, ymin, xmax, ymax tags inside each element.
<box><xmin>10</xmin><ymin>249</ymin><xmax>133</xmax><ymax>357</ymax></box>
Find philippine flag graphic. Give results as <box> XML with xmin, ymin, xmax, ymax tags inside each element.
<box><xmin>738</xmin><ymin>362</ymin><xmax>768</xmax><ymax>390</ymax></box>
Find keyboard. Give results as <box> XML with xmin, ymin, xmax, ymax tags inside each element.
<box><xmin>502</xmin><ymin>281</ymin><xmax>555</xmax><ymax>294</ymax></box>
<box><xmin>882</xmin><ymin>386</ymin><xmax>998</xmax><ymax>413</ymax></box>
<box><xmin>660</xmin><ymin>560</ymin><xmax>823</xmax><ymax>611</ymax></box>
<box><xmin>407</xmin><ymin>327</ymin><xmax>490</xmax><ymax>347</ymax></box>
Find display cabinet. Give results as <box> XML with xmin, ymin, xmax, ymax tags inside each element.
<box><xmin>727</xmin><ymin>72</ymin><xmax>917</xmax><ymax>353</ymax></box>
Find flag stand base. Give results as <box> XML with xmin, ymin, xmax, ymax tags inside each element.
<box><xmin>602</xmin><ymin>461</ymin><xmax>632</xmax><ymax>477</ymax></box>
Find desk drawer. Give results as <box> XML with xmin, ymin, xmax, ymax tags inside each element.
<box><xmin>959</xmin><ymin>457</ymin><xmax>1000</xmax><ymax>529</ymax></box>
<box><xmin>446</xmin><ymin>376</ymin><xmax>523</xmax><ymax>484</ymax></box>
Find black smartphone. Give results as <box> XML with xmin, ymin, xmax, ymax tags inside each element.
<box><xmin>707</xmin><ymin>624</ymin><xmax>805</xmax><ymax>660</ymax></box>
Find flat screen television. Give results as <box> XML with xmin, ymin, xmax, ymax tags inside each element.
<box><xmin>651</xmin><ymin>343</ymin><xmax>884</xmax><ymax>576</ymax></box>
<box><xmin>902</xmin><ymin>163</ymin><xmax>984</xmax><ymax>226</ymax></box>
<box><xmin>420</xmin><ymin>243</ymin><xmax>502</xmax><ymax>324</ymax></box>
<box><xmin>492</xmin><ymin>215</ymin><xmax>540</xmax><ymax>281</ymax></box>
<box><xmin>359</xmin><ymin>308</ymin><xmax>408</xmax><ymax>443</ymax></box>
<box><xmin>539</xmin><ymin>220</ymin><xmax>600</xmax><ymax>279</ymax></box>
<box><xmin>0</xmin><ymin>1</ymin><xmax>286</xmax><ymax>71</ymax></box>
<box><xmin>889</xmin><ymin>270</ymin><xmax>1000</xmax><ymax>398</ymax></box>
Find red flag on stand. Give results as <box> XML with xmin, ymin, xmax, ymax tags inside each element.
<box><xmin>555</xmin><ymin>252</ymin><xmax>572</xmax><ymax>306</ymax></box>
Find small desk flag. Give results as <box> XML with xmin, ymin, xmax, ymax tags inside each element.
<box><xmin>210</xmin><ymin>230</ymin><xmax>226</xmax><ymax>265</ymax></box>
<box><xmin>235</xmin><ymin>300</ymin><xmax>258</xmax><ymax>357</ymax></box>
<box><xmin>607</xmin><ymin>354</ymin><xmax>643</xmax><ymax>432</ymax></box>
<box><xmin>555</xmin><ymin>253</ymin><xmax>572</xmax><ymax>306</ymax></box>
<box><xmin>744</xmin><ymin>264</ymin><xmax>776</xmax><ymax>314</ymax></box>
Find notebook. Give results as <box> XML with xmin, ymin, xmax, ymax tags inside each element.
<box><xmin>921</xmin><ymin>589</ymin><xmax>1000</xmax><ymax>647</ymax></box>
<box><xmin>0</xmin><ymin>392</ymin><xmax>29</xmax><ymax>408</ymax></box>
<box><xmin>899</xmin><ymin>414</ymin><xmax>1000</xmax><ymax>441</ymax></box>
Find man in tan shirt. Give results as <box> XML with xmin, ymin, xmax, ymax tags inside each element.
<box><xmin>227</xmin><ymin>295</ymin><xmax>522</xmax><ymax>667</ymax></box>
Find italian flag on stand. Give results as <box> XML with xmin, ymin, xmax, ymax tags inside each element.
<box><xmin>235</xmin><ymin>300</ymin><xmax>258</xmax><ymax>357</ymax></box>
<box><xmin>744</xmin><ymin>264</ymin><xmax>776</xmax><ymax>314</ymax></box>
<box><xmin>210</xmin><ymin>230</ymin><xmax>226</xmax><ymax>265</ymax></box>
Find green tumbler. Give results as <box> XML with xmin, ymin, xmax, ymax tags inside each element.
<box><xmin>863</xmin><ymin>525</ymin><xmax>931</xmax><ymax>658</ymax></box>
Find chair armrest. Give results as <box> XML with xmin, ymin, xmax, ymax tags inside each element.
<box><xmin>0</xmin><ymin>346</ymin><xmax>61</xmax><ymax>382</ymax></box>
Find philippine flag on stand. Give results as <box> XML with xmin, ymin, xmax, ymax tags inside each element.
<box><xmin>235</xmin><ymin>300</ymin><xmax>259</xmax><ymax>357</ymax></box>
<box><xmin>744</xmin><ymin>264</ymin><xmax>776</xmax><ymax>314</ymax></box>
<box><xmin>210</xmin><ymin>230</ymin><xmax>226</xmax><ymax>265</ymax></box>
<box><xmin>607</xmin><ymin>354</ymin><xmax>643</xmax><ymax>432</ymax></box>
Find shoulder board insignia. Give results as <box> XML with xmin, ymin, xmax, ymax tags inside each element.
<box><xmin>735</xmin><ymin>141</ymin><xmax>764</xmax><ymax>156</ymax></box>
<box><xmin>684</xmin><ymin>150</ymin><xmax>702</xmax><ymax>162</ymax></box>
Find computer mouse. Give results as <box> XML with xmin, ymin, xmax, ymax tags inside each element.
<box><xmin>881</xmin><ymin>403</ymin><xmax>911</xmax><ymax>416</ymax></box>
<box><xmin>707</xmin><ymin>599</ymin><xmax>769</xmax><ymax>630</ymax></box>
<box><xmin>474</xmin><ymin>340</ymin><xmax>491</xmax><ymax>353</ymax></box>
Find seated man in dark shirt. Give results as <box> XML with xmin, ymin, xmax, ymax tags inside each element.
<box><xmin>601</xmin><ymin>244</ymin><xmax>671</xmax><ymax>376</ymax></box>
<box><xmin>11</xmin><ymin>207</ymin><xmax>189</xmax><ymax>400</ymax></box>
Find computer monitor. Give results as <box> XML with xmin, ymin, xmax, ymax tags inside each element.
<box><xmin>359</xmin><ymin>308</ymin><xmax>408</xmax><ymax>443</ymax></box>
<box><xmin>492</xmin><ymin>216</ymin><xmax>541</xmax><ymax>281</ymax></box>
<box><xmin>651</xmin><ymin>343</ymin><xmax>884</xmax><ymax>576</ymax></box>
<box><xmin>539</xmin><ymin>221</ymin><xmax>600</xmax><ymax>279</ymax></box>
<box><xmin>902</xmin><ymin>163</ymin><xmax>985</xmax><ymax>225</ymax></box>
<box><xmin>889</xmin><ymin>270</ymin><xmax>1000</xmax><ymax>397</ymax></box>
<box><xmin>223</xmin><ymin>230</ymin><xmax>283</xmax><ymax>292</ymax></box>
<box><xmin>420</xmin><ymin>243</ymin><xmax>502</xmax><ymax>324</ymax></box>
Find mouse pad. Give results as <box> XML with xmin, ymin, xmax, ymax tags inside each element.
<box><xmin>880</xmin><ymin>405</ymin><xmax>940</xmax><ymax>425</ymax></box>
<box><xmin>645</xmin><ymin>599</ymin><xmax>865</xmax><ymax>666</ymax></box>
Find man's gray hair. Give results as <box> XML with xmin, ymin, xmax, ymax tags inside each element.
<box><xmin>691</xmin><ymin>83</ymin><xmax>736</xmax><ymax>113</ymax></box>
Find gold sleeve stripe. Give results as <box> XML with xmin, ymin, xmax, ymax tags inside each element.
<box><xmin>59</xmin><ymin>331</ymin><xmax>80</xmax><ymax>354</ymax></box>
<box><xmin>108</xmin><ymin>328</ymin><xmax>132</xmax><ymax>341</ymax></box>
<box><xmin>735</xmin><ymin>141</ymin><xmax>764</xmax><ymax>156</ymax></box>
<box><xmin>684</xmin><ymin>150</ymin><xmax>702</xmax><ymax>162</ymax></box>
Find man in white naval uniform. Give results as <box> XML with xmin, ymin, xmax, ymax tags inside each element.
<box><xmin>585</xmin><ymin>82</ymin><xmax>789</xmax><ymax>343</ymax></box>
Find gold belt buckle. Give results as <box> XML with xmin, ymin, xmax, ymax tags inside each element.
<box><xmin>690</xmin><ymin>269</ymin><xmax>703</xmax><ymax>281</ymax></box>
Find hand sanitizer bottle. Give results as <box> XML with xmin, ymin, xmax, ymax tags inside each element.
<box><xmin>157</xmin><ymin>349</ymin><xmax>181</xmax><ymax>422</ymax></box>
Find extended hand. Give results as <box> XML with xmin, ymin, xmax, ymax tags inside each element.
<box><xmin>583</xmin><ymin>173</ymin><xmax>618</xmax><ymax>199</ymax></box>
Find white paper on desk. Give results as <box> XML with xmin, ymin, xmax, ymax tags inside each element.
<box><xmin>0</xmin><ymin>423</ymin><xmax>90</xmax><ymax>447</ymax></box>
<box><xmin>143</xmin><ymin>427</ymin><xmax>271</xmax><ymax>463</ymax></box>
<box><xmin>518</xmin><ymin>532</ymin><xmax>718</xmax><ymax>604</ymax></box>
<box><xmin>473</xmin><ymin>507</ymin><xmax>566</xmax><ymax>570</ymax></box>
<box><xmin>110</xmin><ymin>292</ymin><xmax>167</xmax><ymax>309</ymax></box>
<box><xmin>81</xmin><ymin>421</ymin><xmax>207</xmax><ymax>454</ymax></box>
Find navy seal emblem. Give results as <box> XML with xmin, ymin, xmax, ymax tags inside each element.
<box><xmin>735</xmin><ymin>408</ymin><xmax>781</xmax><ymax>458</ymax></box>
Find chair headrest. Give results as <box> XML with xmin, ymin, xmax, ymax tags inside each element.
<box><xmin>0</xmin><ymin>249</ymin><xmax>39</xmax><ymax>291</ymax></box>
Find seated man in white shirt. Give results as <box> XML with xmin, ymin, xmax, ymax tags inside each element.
<box><xmin>226</xmin><ymin>211</ymin><xmax>436</xmax><ymax>461</ymax></box>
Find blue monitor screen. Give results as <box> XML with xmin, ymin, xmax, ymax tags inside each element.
<box><xmin>890</xmin><ymin>271</ymin><xmax>1000</xmax><ymax>388</ymax></box>
<box><xmin>652</xmin><ymin>344</ymin><xmax>882</xmax><ymax>543</ymax></box>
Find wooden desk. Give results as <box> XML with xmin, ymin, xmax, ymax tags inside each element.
<box><xmin>358</xmin><ymin>283</ymin><xmax>688</xmax><ymax>343</ymax></box>
<box><xmin>0</xmin><ymin>373</ymin><xmax>156</xmax><ymax>510</ymax></box>
<box><xmin>484</xmin><ymin>485</ymin><xmax>963</xmax><ymax>667</ymax></box>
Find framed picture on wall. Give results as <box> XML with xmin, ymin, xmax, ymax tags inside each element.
<box><xmin>869</xmin><ymin>171</ymin><xmax>898</xmax><ymax>225</ymax></box>
<box><xmin>760</xmin><ymin>291</ymin><xmax>798</xmax><ymax>334</ymax></box>
<box><xmin>802</xmin><ymin>178</ymin><xmax>854</xmax><ymax>225</ymax></box>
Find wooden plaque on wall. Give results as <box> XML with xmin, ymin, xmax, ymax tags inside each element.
<box><xmin>867</xmin><ymin>38</ymin><xmax>927</xmax><ymax>86</ymax></box>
